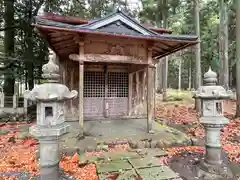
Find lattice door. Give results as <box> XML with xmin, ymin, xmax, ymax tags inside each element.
<box><xmin>106</xmin><ymin>72</ymin><xmax>129</xmax><ymax>117</ymax></box>
<box><xmin>83</xmin><ymin>71</ymin><xmax>105</xmax><ymax>118</ymax></box>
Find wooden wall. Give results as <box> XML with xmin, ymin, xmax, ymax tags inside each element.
<box><xmin>84</xmin><ymin>35</ymin><xmax>148</xmax><ymax>61</ymax></box>
<box><xmin>58</xmin><ymin>35</ymin><xmax>150</xmax><ymax>121</ymax></box>
<box><xmin>129</xmin><ymin>68</ymin><xmax>148</xmax><ymax>118</ymax></box>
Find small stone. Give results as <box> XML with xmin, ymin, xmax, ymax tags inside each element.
<box><xmin>149</xmin><ymin>130</ymin><xmax>155</xmax><ymax>134</ymax></box>
<box><xmin>95</xmin><ymin>146</ymin><xmax>101</xmax><ymax>152</ymax></box>
<box><xmin>144</xmin><ymin>141</ymin><xmax>149</xmax><ymax>148</ymax></box>
<box><xmin>156</xmin><ymin>140</ymin><xmax>164</xmax><ymax>148</ymax></box>
<box><xmin>101</xmin><ymin>145</ymin><xmax>109</xmax><ymax>152</ymax></box>
<box><xmin>151</xmin><ymin>141</ymin><xmax>158</xmax><ymax>148</ymax></box>
<box><xmin>194</xmin><ymin>158</ymin><xmax>199</xmax><ymax>161</ymax></box>
<box><xmin>137</xmin><ymin>141</ymin><xmax>145</xmax><ymax>149</ymax></box>
<box><xmin>128</xmin><ymin>140</ymin><xmax>138</xmax><ymax>149</ymax></box>
<box><xmin>86</xmin><ymin>146</ymin><xmax>95</xmax><ymax>152</ymax></box>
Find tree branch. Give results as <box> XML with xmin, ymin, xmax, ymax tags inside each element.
<box><xmin>0</xmin><ymin>26</ymin><xmax>23</xmax><ymax>31</ymax></box>
<box><xmin>33</xmin><ymin>0</ymin><xmax>45</xmax><ymax>16</ymax></box>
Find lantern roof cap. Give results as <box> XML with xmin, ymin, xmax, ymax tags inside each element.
<box><xmin>203</xmin><ymin>67</ymin><xmax>217</xmax><ymax>85</ymax></box>
<box><xmin>24</xmin><ymin>49</ymin><xmax>78</xmax><ymax>102</ymax></box>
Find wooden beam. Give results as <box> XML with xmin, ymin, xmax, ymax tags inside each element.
<box><xmin>152</xmin><ymin>46</ymin><xmax>166</xmax><ymax>53</ymax></box>
<box><xmin>55</xmin><ymin>43</ymin><xmax>77</xmax><ymax>50</ymax></box>
<box><xmin>154</xmin><ymin>42</ymin><xmax>191</xmax><ymax>59</ymax></box>
<box><xmin>57</xmin><ymin>46</ymin><xmax>78</xmax><ymax>55</ymax></box>
<box><xmin>49</xmin><ymin>31</ymin><xmax>76</xmax><ymax>37</ymax></box>
<box><xmin>159</xmin><ymin>41</ymin><xmax>177</xmax><ymax>48</ymax></box>
<box><xmin>73</xmin><ymin>34</ymin><xmax>84</xmax><ymax>44</ymax></box>
<box><xmin>154</xmin><ymin>44</ymin><xmax>170</xmax><ymax>52</ymax></box>
<box><xmin>50</xmin><ymin>34</ymin><xmax>74</xmax><ymax>42</ymax></box>
<box><xmin>129</xmin><ymin>64</ymin><xmax>148</xmax><ymax>73</ymax></box>
<box><xmin>52</xmin><ymin>39</ymin><xmax>75</xmax><ymax>47</ymax></box>
<box><xmin>69</xmin><ymin>53</ymin><xmax>149</xmax><ymax>65</ymax></box>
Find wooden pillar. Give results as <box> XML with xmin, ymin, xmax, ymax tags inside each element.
<box><xmin>147</xmin><ymin>48</ymin><xmax>154</xmax><ymax>133</ymax></box>
<box><xmin>70</xmin><ymin>69</ymin><xmax>74</xmax><ymax>114</ymax></box>
<box><xmin>136</xmin><ymin>72</ymin><xmax>140</xmax><ymax>106</ymax></box>
<box><xmin>0</xmin><ymin>92</ymin><xmax>4</xmax><ymax>108</ymax></box>
<box><xmin>128</xmin><ymin>73</ymin><xmax>133</xmax><ymax>115</ymax></box>
<box><xmin>59</xmin><ymin>59</ymin><xmax>66</xmax><ymax>85</ymax></box>
<box><xmin>104</xmin><ymin>65</ymin><xmax>109</xmax><ymax>118</ymax></box>
<box><xmin>78</xmin><ymin>41</ymin><xmax>84</xmax><ymax>131</ymax></box>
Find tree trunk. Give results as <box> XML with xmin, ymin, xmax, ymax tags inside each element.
<box><xmin>178</xmin><ymin>58</ymin><xmax>182</xmax><ymax>91</ymax></box>
<box><xmin>235</xmin><ymin>0</ymin><xmax>240</xmax><ymax>117</ymax></box>
<box><xmin>219</xmin><ymin>0</ymin><xmax>229</xmax><ymax>88</ymax></box>
<box><xmin>25</xmin><ymin>0</ymin><xmax>34</xmax><ymax>90</ymax></box>
<box><xmin>223</xmin><ymin>1</ymin><xmax>229</xmax><ymax>89</ymax></box>
<box><xmin>162</xmin><ymin>0</ymin><xmax>168</xmax><ymax>101</ymax></box>
<box><xmin>194</xmin><ymin>0</ymin><xmax>201</xmax><ymax>113</ymax></box>
<box><xmin>155</xmin><ymin>2</ymin><xmax>163</xmax><ymax>94</ymax></box>
<box><xmin>3</xmin><ymin>0</ymin><xmax>15</xmax><ymax>96</ymax></box>
<box><xmin>156</xmin><ymin>60</ymin><xmax>163</xmax><ymax>93</ymax></box>
<box><xmin>188</xmin><ymin>58</ymin><xmax>192</xmax><ymax>90</ymax></box>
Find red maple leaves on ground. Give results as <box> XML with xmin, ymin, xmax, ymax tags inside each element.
<box><xmin>0</xmin><ymin>100</ymin><xmax>239</xmax><ymax>179</ymax></box>
<box><xmin>155</xmin><ymin>100</ymin><xmax>240</xmax><ymax>163</ymax></box>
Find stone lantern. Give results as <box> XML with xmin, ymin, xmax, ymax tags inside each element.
<box><xmin>24</xmin><ymin>49</ymin><xmax>78</xmax><ymax>180</ymax></box>
<box><xmin>193</xmin><ymin>67</ymin><xmax>233</xmax><ymax>179</ymax></box>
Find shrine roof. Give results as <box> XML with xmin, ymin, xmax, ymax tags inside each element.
<box><xmin>34</xmin><ymin>10</ymin><xmax>199</xmax><ymax>59</ymax></box>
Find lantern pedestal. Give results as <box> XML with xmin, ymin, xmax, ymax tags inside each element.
<box><xmin>197</xmin><ymin>160</ymin><xmax>234</xmax><ymax>179</ymax></box>
<box><xmin>193</xmin><ymin>68</ymin><xmax>234</xmax><ymax>180</ymax></box>
<box><xmin>24</xmin><ymin>49</ymin><xmax>78</xmax><ymax>180</ymax></box>
<box><xmin>196</xmin><ymin>124</ymin><xmax>234</xmax><ymax>179</ymax></box>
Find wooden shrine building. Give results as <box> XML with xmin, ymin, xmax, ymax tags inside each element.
<box><xmin>34</xmin><ymin>10</ymin><xmax>198</xmax><ymax>132</ymax></box>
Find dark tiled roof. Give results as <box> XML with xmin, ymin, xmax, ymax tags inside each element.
<box><xmin>34</xmin><ymin>10</ymin><xmax>198</xmax><ymax>59</ymax></box>
<box><xmin>35</xmin><ymin>17</ymin><xmax>198</xmax><ymax>42</ymax></box>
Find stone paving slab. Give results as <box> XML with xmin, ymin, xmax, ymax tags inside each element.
<box><xmin>116</xmin><ymin>169</ymin><xmax>138</xmax><ymax>180</ymax></box>
<box><xmin>128</xmin><ymin>156</ymin><xmax>163</xmax><ymax>169</ymax></box>
<box><xmin>98</xmin><ymin>170</ymin><xmax>138</xmax><ymax>180</ymax></box>
<box><xmin>136</xmin><ymin>166</ymin><xmax>181</xmax><ymax>180</ymax></box>
<box><xmin>0</xmin><ymin>171</ymin><xmax>29</xmax><ymax>180</ymax></box>
<box><xmin>79</xmin><ymin>154</ymin><xmax>108</xmax><ymax>164</ymax></box>
<box><xmin>96</xmin><ymin>160</ymin><xmax>132</xmax><ymax>173</ymax></box>
<box><xmin>135</xmin><ymin>148</ymin><xmax>168</xmax><ymax>157</ymax></box>
<box><xmin>103</xmin><ymin>151</ymin><xmax>140</xmax><ymax>161</ymax></box>
<box><xmin>79</xmin><ymin>151</ymin><xmax>141</xmax><ymax>165</ymax></box>
<box><xmin>98</xmin><ymin>173</ymin><xmax>116</xmax><ymax>180</ymax></box>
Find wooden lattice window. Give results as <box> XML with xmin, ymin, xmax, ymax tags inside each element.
<box><xmin>107</xmin><ymin>72</ymin><xmax>128</xmax><ymax>97</ymax></box>
<box><xmin>84</xmin><ymin>72</ymin><xmax>105</xmax><ymax>97</ymax></box>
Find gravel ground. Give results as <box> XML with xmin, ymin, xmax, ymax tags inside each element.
<box><xmin>168</xmin><ymin>151</ymin><xmax>240</xmax><ymax>180</ymax></box>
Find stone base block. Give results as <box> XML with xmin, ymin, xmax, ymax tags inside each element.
<box><xmin>40</xmin><ymin>165</ymin><xmax>60</xmax><ymax>180</ymax></box>
<box><xmin>34</xmin><ymin>166</ymin><xmax>75</xmax><ymax>180</ymax></box>
<box><xmin>33</xmin><ymin>174</ymin><xmax>74</xmax><ymax>180</ymax></box>
<box><xmin>196</xmin><ymin>160</ymin><xmax>234</xmax><ymax>180</ymax></box>
<box><xmin>29</xmin><ymin>123</ymin><xmax>70</xmax><ymax>138</ymax></box>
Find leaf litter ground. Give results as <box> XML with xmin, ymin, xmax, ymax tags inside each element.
<box><xmin>0</xmin><ymin>100</ymin><xmax>239</xmax><ymax>180</ymax></box>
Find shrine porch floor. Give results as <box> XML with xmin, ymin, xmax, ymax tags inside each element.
<box><xmin>60</xmin><ymin>119</ymin><xmax>192</xmax><ymax>153</ymax></box>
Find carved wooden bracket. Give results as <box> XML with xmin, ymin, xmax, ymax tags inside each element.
<box><xmin>105</xmin><ymin>43</ymin><xmax>125</xmax><ymax>55</ymax></box>
<box><xmin>73</xmin><ymin>34</ymin><xmax>84</xmax><ymax>44</ymax></box>
<box><xmin>148</xmin><ymin>64</ymin><xmax>156</xmax><ymax>68</ymax></box>
<box><xmin>69</xmin><ymin>54</ymin><xmax>84</xmax><ymax>64</ymax></box>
